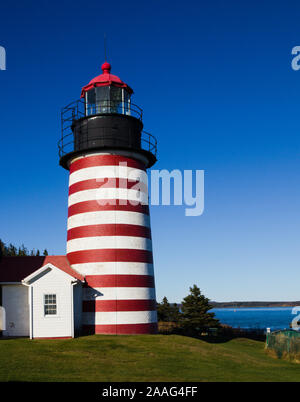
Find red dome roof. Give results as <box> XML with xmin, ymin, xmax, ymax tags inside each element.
<box><xmin>80</xmin><ymin>62</ymin><xmax>133</xmax><ymax>98</ymax></box>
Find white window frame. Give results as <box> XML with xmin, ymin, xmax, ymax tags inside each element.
<box><xmin>43</xmin><ymin>293</ymin><xmax>58</xmax><ymax>317</ymax></box>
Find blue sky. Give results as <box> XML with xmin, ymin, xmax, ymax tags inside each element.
<box><xmin>0</xmin><ymin>0</ymin><xmax>300</xmax><ymax>302</ymax></box>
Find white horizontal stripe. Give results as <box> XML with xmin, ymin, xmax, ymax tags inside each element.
<box><xmin>71</xmin><ymin>262</ymin><xmax>154</xmax><ymax>276</ymax></box>
<box><xmin>69</xmin><ymin>165</ymin><xmax>148</xmax><ymax>186</ymax></box>
<box><xmin>68</xmin><ymin>211</ymin><xmax>150</xmax><ymax>230</ymax></box>
<box><xmin>67</xmin><ymin>236</ymin><xmax>152</xmax><ymax>253</ymax></box>
<box><xmin>82</xmin><ymin>287</ymin><xmax>156</xmax><ymax>301</ymax></box>
<box><xmin>82</xmin><ymin>311</ymin><xmax>157</xmax><ymax>325</ymax></box>
<box><xmin>68</xmin><ymin>188</ymin><xmax>148</xmax><ymax>207</ymax></box>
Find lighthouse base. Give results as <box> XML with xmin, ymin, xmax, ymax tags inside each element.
<box><xmin>82</xmin><ymin>323</ymin><xmax>158</xmax><ymax>335</ymax></box>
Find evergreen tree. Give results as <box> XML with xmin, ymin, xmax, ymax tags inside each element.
<box><xmin>0</xmin><ymin>239</ymin><xmax>6</xmax><ymax>257</ymax></box>
<box><xmin>157</xmin><ymin>297</ymin><xmax>180</xmax><ymax>322</ymax></box>
<box><xmin>7</xmin><ymin>243</ymin><xmax>17</xmax><ymax>256</ymax></box>
<box><xmin>0</xmin><ymin>240</ymin><xmax>49</xmax><ymax>257</ymax></box>
<box><xmin>18</xmin><ymin>244</ymin><xmax>28</xmax><ymax>256</ymax></box>
<box><xmin>157</xmin><ymin>297</ymin><xmax>170</xmax><ymax>321</ymax></box>
<box><xmin>36</xmin><ymin>249</ymin><xmax>40</xmax><ymax>256</ymax></box>
<box><xmin>180</xmin><ymin>284</ymin><xmax>219</xmax><ymax>334</ymax></box>
<box><xmin>171</xmin><ymin>302</ymin><xmax>181</xmax><ymax>322</ymax></box>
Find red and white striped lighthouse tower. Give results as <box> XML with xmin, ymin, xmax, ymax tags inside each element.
<box><xmin>59</xmin><ymin>62</ymin><xmax>158</xmax><ymax>335</ymax></box>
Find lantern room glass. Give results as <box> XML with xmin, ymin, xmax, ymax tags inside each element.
<box><xmin>85</xmin><ymin>86</ymin><xmax>131</xmax><ymax>116</ymax></box>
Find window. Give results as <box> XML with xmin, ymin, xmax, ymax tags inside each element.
<box><xmin>44</xmin><ymin>294</ymin><xmax>57</xmax><ymax>316</ymax></box>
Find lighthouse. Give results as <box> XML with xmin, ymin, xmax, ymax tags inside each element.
<box><xmin>58</xmin><ymin>61</ymin><xmax>158</xmax><ymax>335</ymax></box>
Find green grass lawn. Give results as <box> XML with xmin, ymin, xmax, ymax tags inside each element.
<box><xmin>0</xmin><ymin>334</ymin><xmax>300</xmax><ymax>382</ymax></box>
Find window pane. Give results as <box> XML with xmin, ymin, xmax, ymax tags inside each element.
<box><xmin>87</xmin><ymin>88</ymin><xmax>96</xmax><ymax>104</ymax></box>
<box><xmin>44</xmin><ymin>294</ymin><xmax>57</xmax><ymax>315</ymax></box>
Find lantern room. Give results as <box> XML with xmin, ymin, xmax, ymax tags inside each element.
<box><xmin>81</xmin><ymin>62</ymin><xmax>133</xmax><ymax>116</ymax></box>
<box><xmin>58</xmin><ymin>62</ymin><xmax>157</xmax><ymax>170</ymax></box>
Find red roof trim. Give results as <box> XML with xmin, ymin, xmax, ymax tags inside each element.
<box><xmin>0</xmin><ymin>256</ymin><xmax>84</xmax><ymax>283</ymax></box>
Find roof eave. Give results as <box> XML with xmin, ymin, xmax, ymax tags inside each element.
<box><xmin>80</xmin><ymin>82</ymin><xmax>134</xmax><ymax>98</ymax></box>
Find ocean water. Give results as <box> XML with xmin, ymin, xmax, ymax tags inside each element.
<box><xmin>211</xmin><ymin>307</ymin><xmax>300</xmax><ymax>331</ymax></box>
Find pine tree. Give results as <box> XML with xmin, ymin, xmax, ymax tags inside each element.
<box><xmin>7</xmin><ymin>243</ymin><xmax>17</xmax><ymax>256</ymax></box>
<box><xmin>18</xmin><ymin>244</ymin><xmax>28</xmax><ymax>256</ymax></box>
<box><xmin>180</xmin><ymin>284</ymin><xmax>219</xmax><ymax>334</ymax></box>
<box><xmin>157</xmin><ymin>297</ymin><xmax>170</xmax><ymax>321</ymax></box>
<box><xmin>0</xmin><ymin>239</ymin><xmax>6</xmax><ymax>257</ymax></box>
<box><xmin>0</xmin><ymin>241</ymin><xmax>49</xmax><ymax>257</ymax></box>
<box><xmin>157</xmin><ymin>297</ymin><xmax>180</xmax><ymax>322</ymax></box>
<box><xmin>171</xmin><ymin>303</ymin><xmax>181</xmax><ymax>322</ymax></box>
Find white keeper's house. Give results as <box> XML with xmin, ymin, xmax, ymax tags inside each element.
<box><xmin>0</xmin><ymin>256</ymin><xmax>84</xmax><ymax>339</ymax></box>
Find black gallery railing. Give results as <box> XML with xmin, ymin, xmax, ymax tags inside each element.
<box><xmin>59</xmin><ymin>99</ymin><xmax>157</xmax><ymax>158</ymax></box>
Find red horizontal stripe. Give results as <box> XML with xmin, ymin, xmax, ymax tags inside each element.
<box><xmin>68</xmin><ymin>200</ymin><xmax>149</xmax><ymax>217</ymax></box>
<box><xmin>82</xmin><ymin>299</ymin><xmax>157</xmax><ymax>312</ymax></box>
<box><xmin>70</xmin><ymin>155</ymin><xmax>146</xmax><ymax>174</ymax></box>
<box><xmin>67</xmin><ymin>224</ymin><xmax>151</xmax><ymax>240</ymax></box>
<box><xmin>69</xmin><ymin>178</ymin><xmax>147</xmax><ymax>196</ymax></box>
<box><xmin>82</xmin><ymin>323</ymin><xmax>158</xmax><ymax>335</ymax></box>
<box><xmin>67</xmin><ymin>249</ymin><xmax>153</xmax><ymax>264</ymax></box>
<box><xmin>84</xmin><ymin>274</ymin><xmax>155</xmax><ymax>287</ymax></box>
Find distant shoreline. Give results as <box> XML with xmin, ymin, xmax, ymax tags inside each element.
<box><xmin>210</xmin><ymin>301</ymin><xmax>300</xmax><ymax>308</ymax></box>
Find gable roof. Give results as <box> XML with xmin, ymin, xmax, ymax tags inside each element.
<box><xmin>0</xmin><ymin>256</ymin><xmax>84</xmax><ymax>283</ymax></box>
